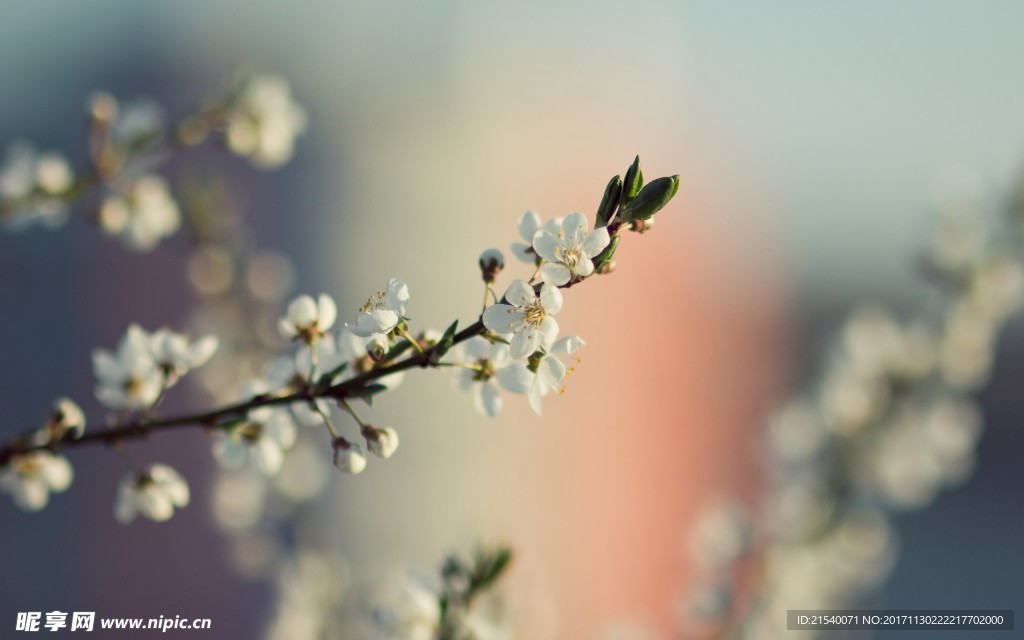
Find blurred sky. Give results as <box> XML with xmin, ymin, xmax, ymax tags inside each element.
<box><xmin>2</xmin><ymin>1</ymin><xmax>1024</xmax><ymax>638</ymax></box>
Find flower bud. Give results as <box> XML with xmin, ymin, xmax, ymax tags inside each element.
<box><xmin>479</xmin><ymin>249</ymin><xmax>505</xmax><ymax>284</ymax></box>
<box><xmin>366</xmin><ymin>334</ymin><xmax>388</xmax><ymax>362</ymax></box>
<box><xmin>596</xmin><ymin>260</ymin><xmax>616</xmax><ymax>275</ymax></box>
<box><xmin>51</xmin><ymin>397</ymin><xmax>86</xmax><ymax>439</ymax></box>
<box><xmin>632</xmin><ymin>217</ymin><xmax>655</xmax><ymax>233</ymax></box>
<box><xmin>332</xmin><ymin>438</ymin><xmax>367</xmax><ymax>474</ymax></box>
<box><xmin>363</xmin><ymin>425</ymin><xmax>400</xmax><ymax>459</ymax></box>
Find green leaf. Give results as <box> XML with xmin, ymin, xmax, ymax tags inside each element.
<box><xmin>592</xmin><ymin>234</ymin><xmax>619</xmax><ymax>273</ymax></box>
<box><xmin>595</xmin><ymin>175</ymin><xmax>623</xmax><ymax>228</ymax></box>
<box><xmin>620</xmin><ymin>156</ymin><xmax>643</xmax><ymax>207</ymax></box>
<box><xmin>619</xmin><ymin>175</ymin><xmax>679</xmax><ymax>222</ymax></box>
<box><xmin>317</xmin><ymin>361</ymin><xmax>349</xmax><ymax>388</ymax></box>
<box><xmin>346</xmin><ymin>383</ymin><xmax>388</xmax><ymax>401</ymax></box>
<box><xmin>429</xmin><ymin>320</ymin><xmax>459</xmax><ymax>365</ymax></box>
<box><xmin>469</xmin><ymin>547</ymin><xmax>514</xmax><ymax>594</ymax></box>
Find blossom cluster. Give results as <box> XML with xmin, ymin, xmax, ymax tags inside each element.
<box><xmin>0</xmin><ymin>77</ymin><xmax>681</xmax><ymax>639</ymax></box>
<box><xmin>0</xmin><ymin>72</ymin><xmax>306</xmax><ymax>251</ymax></box>
<box><xmin>682</xmin><ymin>173</ymin><xmax>1024</xmax><ymax>639</ymax></box>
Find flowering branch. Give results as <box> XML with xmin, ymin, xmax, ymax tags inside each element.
<box><xmin>0</xmin><ymin>144</ymin><xmax>680</xmax><ymax>521</ymax></box>
<box><xmin>0</xmin><ymin>319</ymin><xmax>486</xmax><ymax>466</ymax></box>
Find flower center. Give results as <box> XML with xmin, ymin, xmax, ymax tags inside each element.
<box><xmin>473</xmin><ymin>358</ymin><xmax>495</xmax><ymax>381</ymax></box>
<box><xmin>360</xmin><ymin>291</ymin><xmax>386</xmax><ymax>313</ymax></box>
<box><xmin>238</xmin><ymin>421</ymin><xmax>264</xmax><ymax>443</ymax></box>
<box><xmin>557</xmin><ymin>247</ymin><xmax>581</xmax><ymax>270</ymax></box>
<box><xmin>522</xmin><ymin>302</ymin><xmax>546</xmax><ymax>327</ymax></box>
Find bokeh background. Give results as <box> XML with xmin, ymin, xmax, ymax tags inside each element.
<box><xmin>1</xmin><ymin>2</ymin><xmax>1023</xmax><ymax>638</ymax></box>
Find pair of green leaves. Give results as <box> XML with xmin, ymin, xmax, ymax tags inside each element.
<box><xmin>596</xmin><ymin>156</ymin><xmax>680</xmax><ymax>227</ymax></box>
<box><xmin>593</xmin><ymin>156</ymin><xmax>679</xmax><ymax>272</ymax></box>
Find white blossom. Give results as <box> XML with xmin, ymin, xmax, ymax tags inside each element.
<box><xmin>0</xmin><ymin>143</ymin><xmax>73</xmax><ymax>230</ymax></box>
<box><xmin>482</xmin><ymin>280</ymin><xmax>562</xmax><ymax>359</ymax></box>
<box><xmin>278</xmin><ymin>294</ymin><xmax>337</xmax><ymax>343</ymax></box>
<box><xmin>373</xmin><ymin>570</ymin><xmax>441</xmax><ymax>640</ymax></box>
<box><xmin>347</xmin><ymin>278</ymin><xmax>410</xmax><ymax>338</ymax></box>
<box><xmin>212</xmin><ymin>381</ymin><xmax>298</xmax><ymax>475</ymax></box>
<box><xmin>92</xmin><ymin>324</ymin><xmax>163</xmax><ymax>411</ymax></box>
<box><xmin>479</xmin><ymin>248</ymin><xmax>504</xmax><ymax>283</ymax></box>
<box><xmin>364</xmin><ymin>426</ymin><xmax>400</xmax><ymax>460</ymax></box>
<box><xmin>528</xmin><ymin>335</ymin><xmax>584</xmax><ymax>415</ymax></box>
<box><xmin>225</xmin><ymin>74</ymin><xmax>308</xmax><ymax>169</ymax></box>
<box><xmin>533</xmin><ymin>211</ymin><xmax>610</xmax><ymax>285</ymax></box>
<box><xmin>39</xmin><ymin>397</ymin><xmax>86</xmax><ymax>442</ymax></box>
<box><xmin>510</xmin><ymin>210</ymin><xmax>562</xmax><ymax>264</ymax></box>
<box><xmin>0</xmin><ymin>451</ymin><xmax>73</xmax><ymax>511</ymax></box>
<box><xmin>336</xmin><ymin>328</ymin><xmax>405</xmax><ymax>390</ymax></box>
<box><xmin>114</xmin><ymin>463</ymin><xmax>190</xmax><ymax>524</ymax></box>
<box><xmin>332</xmin><ymin>440</ymin><xmax>367</xmax><ymax>474</ymax></box>
<box><xmin>264</xmin><ymin>336</ymin><xmax>340</xmax><ymax>427</ymax></box>
<box><xmin>148</xmin><ymin>328</ymin><xmax>219</xmax><ymax>385</ymax></box>
<box><xmin>98</xmin><ymin>175</ymin><xmax>181</xmax><ymax>252</ymax></box>
<box><xmin>451</xmin><ymin>336</ymin><xmax>532</xmax><ymax>417</ymax></box>
<box><xmin>110</xmin><ymin>99</ymin><xmax>166</xmax><ymax>147</ymax></box>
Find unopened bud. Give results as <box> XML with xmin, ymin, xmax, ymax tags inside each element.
<box><xmin>478</xmin><ymin>249</ymin><xmax>505</xmax><ymax>284</ymax></box>
<box><xmin>596</xmin><ymin>260</ymin><xmax>616</xmax><ymax>275</ymax></box>
<box><xmin>363</xmin><ymin>425</ymin><xmax>400</xmax><ymax>459</ymax></box>
<box><xmin>632</xmin><ymin>217</ymin><xmax>655</xmax><ymax>234</ymax></box>
<box><xmin>51</xmin><ymin>397</ymin><xmax>85</xmax><ymax>440</ymax></box>
<box><xmin>366</xmin><ymin>334</ymin><xmax>388</xmax><ymax>362</ymax></box>
<box><xmin>332</xmin><ymin>438</ymin><xmax>367</xmax><ymax>474</ymax></box>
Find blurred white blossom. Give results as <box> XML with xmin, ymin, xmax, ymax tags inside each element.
<box><xmin>0</xmin><ymin>451</ymin><xmax>73</xmax><ymax>511</ymax></box>
<box><xmin>98</xmin><ymin>175</ymin><xmax>181</xmax><ymax>252</ymax></box>
<box><xmin>92</xmin><ymin>324</ymin><xmax>164</xmax><ymax>411</ymax></box>
<box><xmin>279</xmin><ymin>293</ymin><xmax>337</xmax><ymax>343</ymax></box>
<box><xmin>212</xmin><ymin>381</ymin><xmax>298</xmax><ymax>476</ymax></box>
<box><xmin>114</xmin><ymin>463</ymin><xmax>190</xmax><ymax>524</ymax></box>
<box><xmin>0</xmin><ymin>143</ymin><xmax>73</xmax><ymax>229</ymax></box>
<box><xmin>510</xmin><ymin>210</ymin><xmax>561</xmax><ymax>264</ymax></box>
<box><xmin>452</xmin><ymin>337</ymin><xmax>532</xmax><ymax>417</ymax></box>
<box><xmin>225</xmin><ymin>74</ymin><xmax>307</xmax><ymax>169</ymax></box>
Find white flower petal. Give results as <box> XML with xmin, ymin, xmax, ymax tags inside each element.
<box><xmin>213</xmin><ymin>438</ymin><xmax>249</xmax><ymax>469</ymax></box>
<box><xmin>509</xmin><ymin>328</ymin><xmax>538</xmax><ymax>359</ymax></box>
<box><xmin>510</xmin><ymin>242</ymin><xmax>534</xmax><ymax>263</ymax></box>
<box><xmin>483</xmin><ymin>304</ymin><xmax>523</xmax><ymax>335</ymax></box>
<box><xmin>495</xmin><ymin>363</ymin><xmax>533</xmax><ymax>394</ymax></box>
<box><xmin>575</xmin><ymin>257</ymin><xmax>595</xmax><ymax>278</ymax></box>
<box><xmin>287</xmin><ymin>295</ymin><xmax>318</xmax><ymax>327</ymax></box>
<box><xmin>317</xmin><ymin>294</ymin><xmax>337</xmax><ymax>331</ymax></box>
<box><xmin>528</xmin><ymin>385</ymin><xmax>543</xmax><ymax>416</ymax></box>
<box><xmin>540</xmin><ymin>263</ymin><xmax>571</xmax><ymax>286</ymax></box>
<box><xmin>187</xmin><ymin>335</ymin><xmax>219</xmax><ymax>368</ymax></box>
<box><xmin>40</xmin><ymin>455</ymin><xmax>72</xmax><ymax>492</ymax></box>
<box><xmin>453</xmin><ymin>367</ymin><xmax>477</xmax><ymax>392</ymax></box>
<box><xmin>538</xmin><ymin>316</ymin><xmax>560</xmax><ymax>351</ymax></box>
<box><xmin>475</xmin><ymin>382</ymin><xmax>503</xmax><ymax>417</ymax></box>
<box><xmin>533</xmin><ymin>231</ymin><xmax>560</xmax><ymax>263</ymax></box>
<box><xmin>562</xmin><ymin>211</ymin><xmax>589</xmax><ymax>243</ymax></box>
<box><xmin>551</xmin><ymin>335</ymin><xmax>586</xmax><ymax>355</ymax></box>
<box><xmin>503</xmin><ymin>280</ymin><xmax>536</xmax><ymax>307</ymax></box>
<box><xmin>517</xmin><ymin>210</ymin><xmax>541</xmax><ymax>243</ymax></box>
<box><xmin>386</xmin><ymin>278</ymin><xmax>410</xmax><ymax>316</ymax></box>
<box><xmin>254</xmin><ymin>439</ymin><xmax>284</xmax><ymax>475</ymax></box>
<box><xmin>539</xmin><ymin>284</ymin><xmax>563</xmax><ymax>315</ymax></box>
<box><xmin>583</xmin><ymin>225</ymin><xmax>611</xmax><ymax>257</ymax></box>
